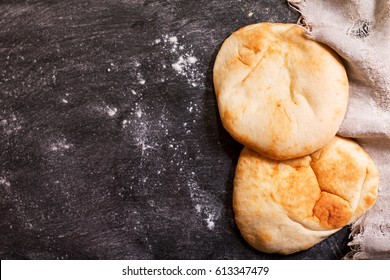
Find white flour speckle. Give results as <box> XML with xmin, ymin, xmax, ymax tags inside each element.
<box><xmin>122</xmin><ymin>119</ymin><xmax>128</xmax><ymax>128</ymax></box>
<box><xmin>106</xmin><ymin>106</ymin><xmax>117</xmax><ymax>117</ymax></box>
<box><xmin>188</xmin><ymin>180</ymin><xmax>221</xmax><ymax>231</ymax></box>
<box><xmin>169</xmin><ymin>36</ymin><xmax>178</xmax><ymax>44</ymax></box>
<box><xmin>248</xmin><ymin>11</ymin><xmax>254</xmax><ymax>17</ymax></box>
<box><xmin>122</xmin><ymin>103</ymin><xmax>158</xmax><ymax>157</ymax></box>
<box><xmin>50</xmin><ymin>138</ymin><xmax>72</xmax><ymax>152</ymax></box>
<box><xmin>156</xmin><ymin>34</ymin><xmax>205</xmax><ymax>88</ymax></box>
<box><xmin>137</xmin><ymin>72</ymin><xmax>146</xmax><ymax>85</ymax></box>
<box><xmin>195</xmin><ymin>204</ymin><xmax>202</xmax><ymax>213</ymax></box>
<box><xmin>187</xmin><ymin>56</ymin><xmax>197</xmax><ymax>64</ymax></box>
<box><xmin>0</xmin><ymin>177</ymin><xmax>11</xmax><ymax>188</ymax></box>
<box><xmin>1</xmin><ymin>113</ymin><xmax>22</xmax><ymax>135</ymax></box>
<box><xmin>172</xmin><ymin>56</ymin><xmax>184</xmax><ymax>73</ymax></box>
<box><xmin>61</xmin><ymin>98</ymin><xmax>68</xmax><ymax>104</ymax></box>
<box><xmin>131</xmin><ymin>90</ymin><xmax>137</xmax><ymax>95</ymax></box>
<box><xmin>135</xmin><ymin>108</ymin><xmax>142</xmax><ymax>118</ymax></box>
<box><xmin>206</xmin><ymin>213</ymin><xmax>215</xmax><ymax>230</ymax></box>
<box><xmin>168</xmin><ymin>36</ymin><xmax>178</xmax><ymax>52</ymax></box>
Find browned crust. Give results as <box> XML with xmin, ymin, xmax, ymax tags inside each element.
<box><xmin>233</xmin><ymin>136</ymin><xmax>379</xmax><ymax>254</ymax></box>
<box><xmin>213</xmin><ymin>22</ymin><xmax>349</xmax><ymax>160</ymax></box>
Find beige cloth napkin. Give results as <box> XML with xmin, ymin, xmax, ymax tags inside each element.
<box><xmin>287</xmin><ymin>0</ymin><xmax>390</xmax><ymax>259</ymax></box>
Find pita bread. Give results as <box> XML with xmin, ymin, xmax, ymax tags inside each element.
<box><xmin>233</xmin><ymin>136</ymin><xmax>379</xmax><ymax>254</ymax></box>
<box><xmin>213</xmin><ymin>23</ymin><xmax>349</xmax><ymax>160</ymax></box>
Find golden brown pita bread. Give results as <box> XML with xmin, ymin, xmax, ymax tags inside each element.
<box><xmin>213</xmin><ymin>23</ymin><xmax>349</xmax><ymax>160</ymax></box>
<box><xmin>233</xmin><ymin>137</ymin><xmax>379</xmax><ymax>254</ymax></box>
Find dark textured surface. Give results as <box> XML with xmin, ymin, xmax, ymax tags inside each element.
<box><xmin>0</xmin><ymin>0</ymin><xmax>350</xmax><ymax>259</ymax></box>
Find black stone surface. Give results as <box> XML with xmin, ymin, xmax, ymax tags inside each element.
<box><xmin>0</xmin><ymin>0</ymin><xmax>351</xmax><ymax>259</ymax></box>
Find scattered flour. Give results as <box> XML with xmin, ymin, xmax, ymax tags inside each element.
<box><xmin>0</xmin><ymin>177</ymin><xmax>11</xmax><ymax>188</ymax></box>
<box><xmin>187</xmin><ymin>56</ymin><xmax>197</xmax><ymax>64</ymax></box>
<box><xmin>94</xmin><ymin>105</ymin><xmax>119</xmax><ymax>118</ymax></box>
<box><xmin>172</xmin><ymin>56</ymin><xmax>185</xmax><ymax>73</ymax></box>
<box><xmin>50</xmin><ymin>138</ymin><xmax>72</xmax><ymax>152</ymax></box>
<box><xmin>106</xmin><ymin>106</ymin><xmax>117</xmax><ymax>117</ymax></box>
<box><xmin>195</xmin><ymin>204</ymin><xmax>202</xmax><ymax>213</ymax></box>
<box><xmin>189</xmin><ymin>180</ymin><xmax>221</xmax><ymax>231</ymax></box>
<box><xmin>169</xmin><ymin>36</ymin><xmax>178</xmax><ymax>44</ymax></box>
<box><xmin>155</xmin><ymin>34</ymin><xmax>205</xmax><ymax>88</ymax></box>
<box><xmin>137</xmin><ymin>72</ymin><xmax>146</xmax><ymax>85</ymax></box>
<box><xmin>186</xmin><ymin>101</ymin><xmax>200</xmax><ymax>116</ymax></box>
<box><xmin>206</xmin><ymin>213</ymin><xmax>216</xmax><ymax>230</ymax></box>
<box><xmin>122</xmin><ymin>119</ymin><xmax>128</xmax><ymax>128</ymax></box>
<box><xmin>135</xmin><ymin>108</ymin><xmax>142</xmax><ymax>118</ymax></box>
<box><xmin>122</xmin><ymin>103</ymin><xmax>157</xmax><ymax>156</ymax></box>
<box><xmin>0</xmin><ymin>113</ymin><xmax>22</xmax><ymax>135</ymax></box>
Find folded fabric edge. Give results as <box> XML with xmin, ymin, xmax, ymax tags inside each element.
<box><xmin>287</xmin><ymin>0</ymin><xmax>306</xmax><ymax>13</ymax></box>
<box><xmin>344</xmin><ymin>216</ymin><xmax>366</xmax><ymax>259</ymax></box>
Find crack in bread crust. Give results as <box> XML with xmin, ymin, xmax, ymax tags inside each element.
<box><xmin>312</xmin><ymin>190</ymin><xmax>352</xmax><ymax>229</ymax></box>
<box><xmin>238</xmin><ymin>44</ymin><xmax>268</xmax><ymax>84</ymax></box>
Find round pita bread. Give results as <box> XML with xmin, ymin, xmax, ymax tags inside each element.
<box><xmin>213</xmin><ymin>23</ymin><xmax>349</xmax><ymax>160</ymax></box>
<box><xmin>233</xmin><ymin>136</ymin><xmax>379</xmax><ymax>254</ymax></box>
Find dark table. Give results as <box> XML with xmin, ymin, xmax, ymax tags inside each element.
<box><xmin>0</xmin><ymin>0</ymin><xmax>350</xmax><ymax>259</ymax></box>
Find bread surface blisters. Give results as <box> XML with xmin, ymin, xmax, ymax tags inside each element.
<box><xmin>213</xmin><ymin>22</ymin><xmax>349</xmax><ymax>160</ymax></box>
<box><xmin>233</xmin><ymin>137</ymin><xmax>379</xmax><ymax>255</ymax></box>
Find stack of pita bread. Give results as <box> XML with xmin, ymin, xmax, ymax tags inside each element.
<box><xmin>213</xmin><ymin>23</ymin><xmax>379</xmax><ymax>255</ymax></box>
